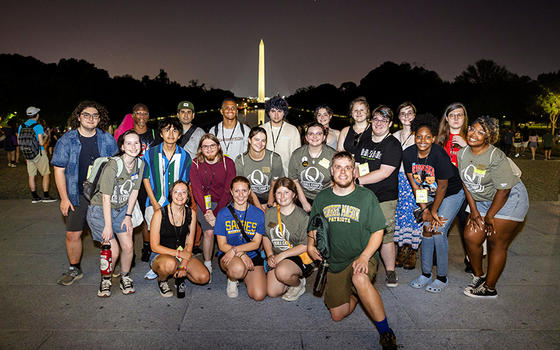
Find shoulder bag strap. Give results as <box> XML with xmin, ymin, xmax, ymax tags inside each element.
<box><xmin>227</xmin><ymin>205</ymin><xmax>252</xmax><ymax>243</ymax></box>
<box><xmin>276</xmin><ymin>206</ymin><xmax>293</xmax><ymax>248</ymax></box>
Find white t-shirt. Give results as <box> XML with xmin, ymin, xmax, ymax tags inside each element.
<box><xmin>262</xmin><ymin>121</ymin><xmax>301</xmax><ymax>176</ymax></box>
<box><xmin>210</xmin><ymin>121</ymin><xmax>251</xmax><ymax>162</ymax></box>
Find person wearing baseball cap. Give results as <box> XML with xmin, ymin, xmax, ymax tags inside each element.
<box><xmin>176</xmin><ymin>101</ymin><xmax>204</xmax><ymax>159</ymax></box>
<box><xmin>18</xmin><ymin>106</ymin><xmax>57</xmax><ymax>203</ymax></box>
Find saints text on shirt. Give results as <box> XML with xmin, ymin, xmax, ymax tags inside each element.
<box><xmin>322</xmin><ymin>204</ymin><xmax>360</xmax><ymax>223</ymax></box>
<box><xmin>224</xmin><ymin>219</ymin><xmax>258</xmax><ymax>235</ymax></box>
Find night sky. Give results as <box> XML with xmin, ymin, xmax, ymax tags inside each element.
<box><xmin>2</xmin><ymin>0</ymin><xmax>559</xmax><ymax>97</ymax></box>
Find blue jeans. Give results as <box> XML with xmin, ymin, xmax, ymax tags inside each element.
<box><xmin>421</xmin><ymin>189</ymin><xmax>465</xmax><ymax>277</ymax></box>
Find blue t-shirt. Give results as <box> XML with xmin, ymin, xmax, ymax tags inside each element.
<box><xmin>214</xmin><ymin>204</ymin><xmax>265</xmax><ymax>259</ymax></box>
<box><xmin>18</xmin><ymin>119</ymin><xmax>44</xmax><ymax>151</ymax></box>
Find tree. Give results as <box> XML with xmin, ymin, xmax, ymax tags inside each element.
<box><xmin>537</xmin><ymin>89</ymin><xmax>560</xmax><ymax>135</ymax></box>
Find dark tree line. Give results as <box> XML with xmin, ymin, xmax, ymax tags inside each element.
<box><xmin>0</xmin><ymin>54</ymin><xmax>234</xmax><ymax>128</ymax></box>
<box><xmin>287</xmin><ymin>60</ymin><xmax>560</xmax><ymax>126</ymax></box>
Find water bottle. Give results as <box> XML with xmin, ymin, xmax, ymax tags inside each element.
<box><xmin>100</xmin><ymin>243</ymin><xmax>112</xmax><ymax>276</ymax></box>
<box><xmin>313</xmin><ymin>260</ymin><xmax>329</xmax><ymax>296</ymax></box>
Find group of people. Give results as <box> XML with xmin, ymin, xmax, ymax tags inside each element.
<box><xmin>26</xmin><ymin>94</ymin><xmax>528</xmax><ymax>350</ymax></box>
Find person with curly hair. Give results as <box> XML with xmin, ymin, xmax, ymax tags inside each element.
<box><xmin>458</xmin><ymin>116</ymin><xmax>529</xmax><ymax>298</ymax></box>
<box><xmin>262</xmin><ymin>96</ymin><xmax>301</xmax><ymax>175</ymax></box>
<box><xmin>402</xmin><ymin>114</ymin><xmax>465</xmax><ymax>293</ymax></box>
<box><xmin>52</xmin><ymin>100</ymin><xmax>118</xmax><ymax>286</ymax></box>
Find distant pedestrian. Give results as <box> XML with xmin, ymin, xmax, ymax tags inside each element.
<box><xmin>529</xmin><ymin>130</ymin><xmax>538</xmax><ymax>160</ymax></box>
<box><xmin>503</xmin><ymin>129</ymin><xmax>514</xmax><ymax>157</ymax></box>
<box><xmin>18</xmin><ymin>106</ymin><xmax>56</xmax><ymax>203</ymax></box>
<box><xmin>4</xmin><ymin>118</ymin><xmax>18</xmax><ymax>167</ymax></box>
<box><xmin>542</xmin><ymin>130</ymin><xmax>553</xmax><ymax>160</ymax></box>
<box><xmin>52</xmin><ymin>101</ymin><xmax>118</xmax><ymax>286</ymax></box>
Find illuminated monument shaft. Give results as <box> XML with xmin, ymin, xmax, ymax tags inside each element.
<box><xmin>257</xmin><ymin>39</ymin><xmax>265</xmax><ymax>124</ymax></box>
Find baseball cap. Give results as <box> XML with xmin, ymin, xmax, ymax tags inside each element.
<box><xmin>26</xmin><ymin>106</ymin><xmax>40</xmax><ymax>116</ymax></box>
<box><xmin>177</xmin><ymin>101</ymin><xmax>195</xmax><ymax>112</ymax></box>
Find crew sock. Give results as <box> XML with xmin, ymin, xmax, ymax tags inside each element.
<box><xmin>374</xmin><ymin>316</ymin><xmax>391</xmax><ymax>335</ymax></box>
<box><xmin>422</xmin><ymin>272</ymin><xmax>431</xmax><ymax>278</ymax></box>
<box><xmin>71</xmin><ymin>263</ymin><xmax>81</xmax><ymax>270</ymax></box>
<box><xmin>437</xmin><ymin>275</ymin><xmax>447</xmax><ymax>283</ymax></box>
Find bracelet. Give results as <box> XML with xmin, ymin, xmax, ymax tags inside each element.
<box><xmin>125</xmin><ymin>213</ymin><xmax>132</xmax><ymax>217</ymax></box>
<box><xmin>266</xmin><ymin>255</ymin><xmax>273</xmax><ymax>260</ymax></box>
<box><xmin>177</xmin><ymin>265</ymin><xmax>186</xmax><ymax>270</ymax></box>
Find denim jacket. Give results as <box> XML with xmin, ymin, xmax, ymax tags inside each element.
<box><xmin>51</xmin><ymin>129</ymin><xmax>118</xmax><ymax>206</ymax></box>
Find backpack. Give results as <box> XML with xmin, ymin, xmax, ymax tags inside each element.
<box><xmin>19</xmin><ymin>122</ymin><xmax>41</xmax><ymax>160</ymax></box>
<box><xmin>83</xmin><ymin>157</ymin><xmax>125</xmax><ymax>202</ymax></box>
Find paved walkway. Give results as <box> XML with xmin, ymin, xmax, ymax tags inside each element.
<box><xmin>0</xmin><ymin>199</ymin><xmax>559</xmax><ymax>349</ymax></box>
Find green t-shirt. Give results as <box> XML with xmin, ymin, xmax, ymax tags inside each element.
<box><xmin>234</xmin><ymin>150</ymin><xmax>284</xmax><ymax>202</ymax></box>
<box><xmin>264</xmin><ymin>205</ymin><xmax>309</xmax><ymax>254</ymax></box>
<box><xmin>307</xmin><ymin>186</ymin><xmax>386</xmax><ymax>273</ymax></box>
<box><xmin>91</xmin><ymin>157</ymin><xmax>145</xmax><ymax>209</ymax></box>
<box><xmin>288</xmin><ymin>145</ymin><xmax>336</xmax><ymax>200</ymax></box>
<box><xmin>457</xmin><ymin>145</ymin><xmax>519</xmax><ymax>202</ymax></box>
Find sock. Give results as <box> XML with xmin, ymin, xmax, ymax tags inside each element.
<box><xmin>44</xmin><ymin>191</ymin><xmax>50</xmax><ymax>197</ymax></box>
<box><xmin>32</xmin><ymin>191</ymin><xmax>39</xmax><ymax>198</ymax></box>
<box><xmin>71</xmin><ymin>263</ymin><xmax>81</xmax><ymax>270</ymax></box>
<box><xmin>437</xmin><ymin>275</ymin><xmax>447</xmax><ymax>283</ymax></box>
<box><xmin>422</xmin><ymin>272</ymin><xmax>431</xmax><ymax>278</ymax></box>
<box><xmin>374</xmin><ymin>317</ymin><xmax>391</xmax><ymax>335</ymax></box>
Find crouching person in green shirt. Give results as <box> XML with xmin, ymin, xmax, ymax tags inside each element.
<box><xmin>307</xmin><ymin>151</ymin><xmax>397</xmax><ymax>350</ymax></box>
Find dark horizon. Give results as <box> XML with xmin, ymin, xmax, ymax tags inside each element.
<box><xmin>2</xmin><ymin>1</ymin><xmax>559</xmax><ymax>97</ymax></box>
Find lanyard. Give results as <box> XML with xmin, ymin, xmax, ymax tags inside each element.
<box><xmin>221</xmin><ymin>121</ymin><xmax>238</xmax><ymax>155</ymax></box>
<box><xmin>276</xmin><ymin>206</ymin><xmax>293</xmax><ymax>249</ymax></box>
<box><xmin>270</xmin><ymin>122</ymin><xmax>284</xmax><ymax>151</ymax></box>
<box><xmin>202</xmin><ymin>162</ymin><xmax>215</xmax><ymax>194</ymax></box>
<box><xmin>169</xmin><ymin>205</ymin><xmax>185</xmax><ymax>248</ymax></box>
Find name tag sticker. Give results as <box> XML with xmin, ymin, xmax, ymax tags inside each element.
<box><xmin>204</xmin><ymin>195</ymin><xmax>212</xmax><ymax>210</ymax></box>
<box><xmin>131</xmin><ymin>173</ymin><xmax>138</xmax><ymax>180</ymax></box>
<box><xmin>176</xmin><ymin>246</ymin><xmax>184</xmax><ymax>263</ymax></box>
<box><xmin>262</xmin><ymin>166</ymin><xmax>271</xmax><ymax>173</ymax></box>
<box><xmin>416</xmin><ymin>189</ymin><xmax>428</xmax><ymax>203</ymax></box>
<box><xmin>87</xmin><ymin>165</ymin><xmax>93</xmax><ymax>178</ymax></box>
<box><xmin>474</xmin><ymin>168</ymin><xmax>486</xmax><ymax>176</ymax></box>
<box><xmin>318</xmin><ymin>158</ymin><xmax>330</xmax><ymax>169</ymax></box>
<box><xmin>358</xmin><ymin>162</ymin><xmax>370</xmax><ymax>176</ymax></box>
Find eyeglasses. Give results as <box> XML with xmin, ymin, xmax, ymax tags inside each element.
<box><xmin>448</xmin><ymin>112</ymin><xmax>465</xmax><ymax>119</ymax></box>
<box><xmin>80</xmin><ymin>112</ymin><xmax>100</xmax><ymax>120</ymax></box>
<box><xmin>468</xmin><ymin>126</ymin><xmax>487</xmax><ymax>136</ymax></box>
<box><xmin>201</xmin><ymin>144</ymin><xmax>218</xmax><ymax>150</ymax></box>
<box><xmin>372</xmin><ymin>118</ymin><xmax>390</xmax><ymax>124</ymax></box>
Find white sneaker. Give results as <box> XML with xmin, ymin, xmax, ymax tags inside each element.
<box><xmin>204</xmin><ymin>261</ymin><xmax>212</xmax><ymax>283</ymax></box>
<box><xmin>226</xmin><ymin>279</ymin><xmax>239</xmax><ymax>298</ymax></box>
<box><xmin>282</xmin><ymin>278</ymin><xmax>306</xmax><ymax>301</ymax></box>
<box><xmin>144</xmin><ymin>269</ymin><xmax>158</xmax><ymax>280</ymax></box>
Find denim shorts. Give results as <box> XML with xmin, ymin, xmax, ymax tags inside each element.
<box><xmin>467</xmin><ymin>181</ymin><xmax>529</xmax><ymax>222</ymax></box>
<box><xmin>149</xmin><ymin>252</ymin><xmax>180</xmax><ymax>269</ymax></box>
<box><xmin>86</xmin><ymin>204</ymin><xmax>129</xmax><ymax>242</ymax></box>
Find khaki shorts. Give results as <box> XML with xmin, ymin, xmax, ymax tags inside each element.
<box><xmin>379</xmin><ymin>199</ymin><xmax>397</xmax><ymax>244</ymax></box>
<box><xmin>324</xmin><ymin>256</ymin><xmax>378</xmax><ymax>309</ymax></box>
<box><xmin>26</xmin><ymin>150</ymin><xmax>50</xmax><ymax>177</ymax></box>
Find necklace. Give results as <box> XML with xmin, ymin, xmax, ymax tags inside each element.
<box><xmin>169</xmin><ymin>205</ymin><xmax>185</xmax><ymax>248</ymax></box>
<box><xmin>221</xmin><ymin>121</ymin><xmax>238</xmax><ymax>155</ymax></box>
<box><xmin>270</xmin><ymin>121</ymin><xmax>284</xmax><ymax>151</ymax></box>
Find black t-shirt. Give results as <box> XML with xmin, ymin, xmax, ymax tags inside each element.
<box><xmin>137</xmin><ymin>128</ymin><xmax>161</xmax><ymax>157</ymax></box>
<box><xmin>354</xmin><ymin>134</ymin><xmax>401</xmax><ymax>202</ymax></box>
<box><xmin>402</xmin><ymin>144</ymin><xmax>462</xmax><ymax>197</ymax></box>
<box><xmin>78</xmin><ymin>132</ymin><xmax>100</xmax><ymax>195</ymax></box>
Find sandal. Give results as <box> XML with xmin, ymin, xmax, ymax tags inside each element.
<box><xmin>426</xmin><ymin>278</ymin><xmax>448</xmax><ymax>293</ymax></box>
<box><xmin>410</xmin><ymin>274</ymin><xmax>432</xmax><ymax>289</ymax></box>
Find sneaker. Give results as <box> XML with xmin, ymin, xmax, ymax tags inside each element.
<box><xmin>282</xmin><ymin>278</ymin><xmax>306</xmax><ymax>301</ymax></box>
<box><xmin>204</xmin><ymin>261</ymin><xmax>213</xmax><ymax>283</ymax></box>
<box><xmin>176</xmin><ymin>278</ymin><xmax>186</xmax><ymax>299</ymax></box>
<box><xmin>32</xmin><ymin>197</ymin><xmax>42</xmax><ymax>203</ymax></box>
<box><xmin>158</xmin><ymin>280</ymin><xmax>173</xmax><ymax>297</ymax></box>
<box><xmin>8</xmin><ymin>163</ymin><xmax>16</xmax><ymax>168</ymax></box>
<box><xmin>42</xmin><ymin>196</ymin><xmax>57</xmax><ymax>203</ymax></box>
<box><xmin>464</xmin><ymin>283</ymin><xmax>497</xmax><ymax>298</ymax></box>
<box><xmin>192</xmin><ymin>246</ymin><xmax>203</xmax><ymax>256</ymax></box>
<box><xmin>465</xmin><ymin>274</ymin><xmax>487</xmax><ymax>293</ymax></box>
<box><xmin>97</xmin><ymin>279</ymin><xmax>112</xmax><ymax>297</ymax></box>
<box><xmin>57</xmin><ymin>266</ymin><xmax>83</xmax><ymax>286</ymax></box>
<box><xmin>226</xmin><ymin>279</ymin><xmax>239</xmax><ymax>298</ymax></box>
<box><xmin>379</xmin><ymin>329</ymin><xmax>397</xmax><ymax>350</ymax></box>
<box><xmin>141</xmin><ymin>244</ymin><xmax>151</xmax><ymax>262</ymax></box>
<box><xmin>385</xmin><ymin>271</ymin><xmax>398</xmax><ymax>288</ymax></box>
<box><xmin>144</xmin><ymin>269</ymin><xmax>158</xmax><ymax>280</ymax></box>
<box><xmin>120</xmin><ymin>275</ymin><xmax>135</xmax><ymax>295</ymax></box>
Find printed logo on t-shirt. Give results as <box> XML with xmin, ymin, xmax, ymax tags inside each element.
<box><xmin>411</xmin><ymin>163</ymin><xmax>437</xmax><ymax>195</ymax></box>
<box><xmin>360</xmin><ymin>148</ymin><xmax>381</xmax><ymax>160</ymax></box>
<box><xmin>322</xmin><ymin>204</ymin><xmax>360</xmax><ymax>223</ymax></box>
<box><xmin>268</xmin><ymin>224</ymin><xmax>291</xmax><ymax>251</ymax></box>
<box><xmin>462</xmin><ymin>164</ymin><xmax>485</xmax><ymax>193</ymax></box>
<box><xmin>111</xmin><ymin>179</ymin><xmax>135</xmax><ymax>204</ymax></box>
<box><xmin>299</xmin><ymin>167</ymin><xmax>325</xmax><ymax>191</ymax></box>
<box><xmin>248</xmin><ymin>169</ymin><xmax>270</xmax><ymax>194</ymax></box>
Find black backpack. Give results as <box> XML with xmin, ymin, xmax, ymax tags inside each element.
<box><xmin>19</xmin><ymin>122</ymin><xmax>41</xmax><ymax>160</ymax></box>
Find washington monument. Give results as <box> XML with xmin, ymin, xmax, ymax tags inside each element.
<box><xmin>258</xmin><ymin>39</ymin><xmax>265</xmax><ymax>103</ymax></box>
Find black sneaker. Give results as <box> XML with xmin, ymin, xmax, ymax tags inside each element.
<box><xmin>32</xmin><ymin>197</ymin><xmax>42</xmax><ymax>204</ymax></box>
<box><xmin>192</xmin><ymin>246</ymin><xmax>203</xmax><ymax>256</ymax></box>
<box><xmin>465</xmin><ymin>274</ymin><xmax>486</xmax><ymax>293</ymax></box>
<box><xmin>42</xmin><ymin>196</ymin><xmax>57</xmax><ymax>203</ymax></box>
<box><xmin>141</xmin><ymin>244</ymin><xmax>151</xmax><ymax>262</ymax></box>
<box><xmin>379</xmin><ymin>329</ymin><xmax>397</xmax><ymax>350</ymax></box>
<box><xmin>385</xmin><ymin>271</ymin><xmax>398</xmax><ymax>288</ymax></box>
<box><xmin>158</xmin><ymin>280</ymin><xmax>173</xmax><ymax>297</ymax></box>
<box><xmin>175</xmin><ymin>278</ymin><xmax>186</xmax><ymax>299</ymax></box>
<box><xmin>464</xmin><ymin>284</ymin><xmax>497</xmax><ymax>298</ymax></box>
